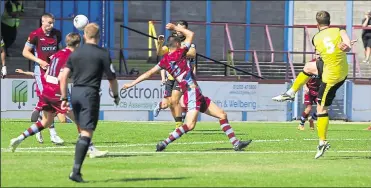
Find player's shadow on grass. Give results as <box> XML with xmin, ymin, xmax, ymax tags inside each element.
<box><xmin>91</xmin><ymin>177</ymin><xmax>187</xmax><ymax>183</ymax></box>
<box><xmin>208</xmin><ymin>147</ymin><xmax>233</xmax><ymax>151</ymax></box>
<box><xmin>329</xmin><ymin>130</ymin><xmax>367</xmax><ymax>132</ymax></box>
<box><xmin>325</xmin><ymin>156</ymin><xmax>371</xmax><ymax>160</ymax></box>
<box><xmin>193</xmin><ymin>129</ymin><xmax>222</xmax><ymax>132</ymax></box>
<box><xmin>66</xmin><ymin>141</ymin><xmax>125</xmax><ymax>145</ymax></box>
<box><xmin>192</xmin><ymin>130</ymin><xmax>249</xmax><ymax>135</ymax></box>
<box><xmin>89</xmin><ymin>141</ymin><xmax>124</xmax><ymax>144</ymax></box>
<box><xmin>106</xmin><ymin>153</ymin><xmax>153</xmax><ymax>158</ymax></box>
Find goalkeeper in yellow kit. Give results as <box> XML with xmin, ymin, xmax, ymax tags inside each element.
<box><xmin>273</xmin><ymin>11</ymin><xmax>353</xmax><ymax>159</ymax></box>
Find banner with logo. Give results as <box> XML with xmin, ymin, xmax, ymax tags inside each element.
<box><xmin>5</xmin><ymin>79</ymin><xmax>38</xmax><ymax>110</ymax></box>
<box><xmin>2</xmin><ymin>79</ymin><xmax>258</xmax><ymax>112</ymax></box>
<box><xmin>98</xmin><ymin>80</ymin><xmax>258</xmax><ymax>111</ymax></box>
<box><xmin>4</xmin><ymin>79</ymin><xmax>73</xmax><ymax>111</ymax></box>
<box><xmin>198</xmin><ymin>82</ymin><xmax>258</xmax><ymax>111</ymax></box>
<box><xmin>100</xmin><ymin>80</ymin><xmax>165</xmax><ymax>111</ymax></box>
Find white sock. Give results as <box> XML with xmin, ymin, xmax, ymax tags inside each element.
<box><xmin>319</xmin><ymin>140</ymin><xmax>326</xmax><ymax>146</ymax></box>
<box><xmin>17</xmin><ymin>134</ymin><xmax>25</xmax><ymax>141</ymax></box>
<box><xmin>286</xmin><ymin>88</ymin><xmax>295</xmax><ymax>96</ymax></box>
<box><xmin>49</xmin><ymin>126</ymin><xmax>57</xmax><ymax>137</ymax></box>
<box><xmin>89</xmin><ymin>143</ymin><xmax>96</xmax><ymax>151</ymax></box>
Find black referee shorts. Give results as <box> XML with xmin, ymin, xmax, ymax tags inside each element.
<box><xmin>71</xmin><ymin>86</ymin><xmax>100</xmax><ymax>131</ymax></box>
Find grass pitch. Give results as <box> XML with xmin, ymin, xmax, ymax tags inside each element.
<box><xmin>1</xmin><ymin>119</ymin><xmax>370</xmax><ymax>187</ymax></box>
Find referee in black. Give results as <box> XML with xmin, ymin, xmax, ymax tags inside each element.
<box><xmin>59</xmin><ymin>23</ymin><xmax>120</xmax><ymax>183</ymax></box>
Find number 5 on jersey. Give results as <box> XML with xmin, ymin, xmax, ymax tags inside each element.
<box><xmin>323</xmin><ymin>37</ymin><xmax>335</xmax><ymax>54</ymax></box>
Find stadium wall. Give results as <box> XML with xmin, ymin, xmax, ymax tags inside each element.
<box><xmin>1</xmin><ymin>79</ymin><xmax>370</xmax><ymax>122</ymax></box>
<box><xmin>293</xmin><ymin>1</ymin><xmax>371</xmax><ymax>63</ymax></box>
<box><xmin>351</xmin><ymin>83</ymin><xmax>371</xmax><ymax>122</ymax></box>
<box><xmin>1</xmin><ymin>79</ymin><xmax>287</xmax><ymax>121</ymax></box>
<box><xmin>113</xmin><ymin>1</ymin><xmax>286</xmax><ymax>61</ymax></box>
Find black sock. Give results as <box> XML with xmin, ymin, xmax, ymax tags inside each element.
<box><xmin>181</xmin><ymin>112</ymin><xmax>186</xmax><ymax>122</ymax></box>
<box><xmin>174</xmin><ymin>117</ymin><xmax>182</xmax><ymax>122</ymax></box>
<box><xmin>174</xmin><ymin>116</ymin><xmax>182</xmax><ymax>127</ymax></box>
<box><xmin>300</xmin><ymin>112</ymin><xmax>309</xmax><ymax>125</ymax></box>
<box><xmin>311</xmin><ymin>113</ymin><xmax>318</xmax><ymax>120</ymax></box>
<box><xmin>72</xmin><ymin>136</ymin><xmax>91</xmax><ymax>174</ymax></box>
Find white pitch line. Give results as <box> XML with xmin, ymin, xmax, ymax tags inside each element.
<box><xmin>1</xmin><ymin>150</ymin><xmax>370</xmax><ymax>154</ymax></box>
<box><xmin>2</xmin><ymin>138</ymin><xmax>370</xmax><ymax>151</ymax></box>
<box><xmin>302</xmin><ymin>138</ymin><xmax>371</xmax><ymax>141</ymax></box>
<box><xmin>1</xmin><ymin>141</ymin><xmax>229</xmax><ymax>150</ymax></box>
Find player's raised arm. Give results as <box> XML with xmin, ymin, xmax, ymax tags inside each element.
<box><xmin>156</xmin><ymin>35</ymin><xmax>169</xmax><ymax>56</ymax></box>
<box><xmin>339</xmin><ymin>29</ymin><xmax>352</xmax><ymax>52</ymax></box>
<box><xmin>186</xmin><ymin>44</ymin><xmax>196</xmax><ymax>58</ymax></box>
<box><xmin>166</xmin><ymin>23</ymin><xmax>194</xmax><ymax>47</ymax></box>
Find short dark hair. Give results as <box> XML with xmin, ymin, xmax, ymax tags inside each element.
<box><xmin>167</xmin><ymin>35</ymin><xmax>181</xmax><ymax>48</ymax></box>
<box><xmin>167</xmin><ymin>35</ymin><xmax>181</xmax><ymax>42</ymax></box>
<box><xmin>42</xmin><ymin>13</ymin><xmax>55</xmax><ymax>20</ymax></box>
<box><xmin>176</xmin><ymin>20</ymin><xmax>188</xmax><ymax>28</ymax></box>
<box><xmin>316</xmin><ymin>11</ymin><xmax>330</xmax><ymax>26</ymax></box>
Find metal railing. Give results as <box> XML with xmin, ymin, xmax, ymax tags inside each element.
<box><xmin>229</xmin><ymin>50</ymin><xmax>365</xmax><ymax>80</ymax></box>
<box><xmin>142</xmin><ymin>20</ymin><xmax>318</xmax><ymax>63</ymax></box>
<box><xmin>296</xmin><ymin>25</ymin><xmax>371</xmax><ymax>62</ymax></box>
<box><xmin>144</xmin><ymin>21</ymin><xmax>370</xmax><ymax>64</ymax></box>
<box><xmin>119</xmin><ymin>24</ymin><xmax>264</xmax><ymax>79</ymax></box>
<box><xmin>228</xmin><ymin>50</ymin><xmax>297</xmax><ymax>79</ymax></box>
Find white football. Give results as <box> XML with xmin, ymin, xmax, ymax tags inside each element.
<box><xmin>73</xmin><ymin>15</ymin><xmax>89</xmax><ymax>31</ymax></box>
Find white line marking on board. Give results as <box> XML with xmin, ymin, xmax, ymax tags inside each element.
<box><xmin>1</xmin><ymin>150</ymin><xmax>370</xmax><ymax>154</ymax></box>
<box><xmin>1</xmin><ymin>138</ymin><xmax>370</xmax><ymax>151</ymax></box>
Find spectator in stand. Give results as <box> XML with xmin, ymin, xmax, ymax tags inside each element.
<box><xmin>1</xmin><ymin>0</ymin><xmax>24</xmax><ymax>56</ymax></box>
<box><xmin>361</xmin><ymin>11</ymin><xmax>371</xmax><ymax>64</ymax></box>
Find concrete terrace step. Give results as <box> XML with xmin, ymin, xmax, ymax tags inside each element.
<box><xmin>196</xmin><ymin>61</ymin><xmax>305</xmax><ymax>79</ymax></box>
<box><xmin>348</xmin><ymin>63</ymin><xmax>371</xmax><ymax>78</ymax></box>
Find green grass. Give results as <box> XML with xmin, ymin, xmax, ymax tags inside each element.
<box><xmin>1</xmin><ymin>119</ymin><xmax>371</xmax><ymax>187</ymax></box>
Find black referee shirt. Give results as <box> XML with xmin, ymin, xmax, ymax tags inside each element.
<box><xmin>66</xmin><ymin>43</ymin><xmax>116</xmax><ymax>90</ymax></box>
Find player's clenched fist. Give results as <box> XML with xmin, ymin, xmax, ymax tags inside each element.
<box><xmin>158</xmin><ymin>35</ymin><xmax>165</xmax><ymax>44</ymax></box>
<box><xmin>338</xmin><ymin>42</ymin><xmax>351</xmax><ymax>52</ymax></box>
